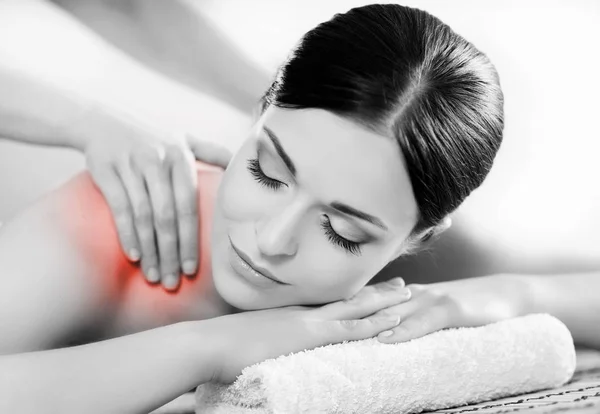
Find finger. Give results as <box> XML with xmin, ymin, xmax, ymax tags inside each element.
<box><xmin>169</xmin><ymin>149</ymin><xmax>199</xmax><ymax>277</ymax></box>
<box><xmin>185</xmin><ymin>135</ymin><xmax>232</xmax><ymax>168</ymax></box>
<box><xmin>118</xmin><ymin>163</ymin><xmax>160</xmax><ymax>284</ymax></box>
<box><xmin>143</xmin><ymin>162</ymin><xmax>181</xmax><ymax>291</ymax></box>
<box><xmin>325</xmin><ymin>314</ymin><xmax>402</xmax><ymax>344</ymax></box>
<box><xmin>367</xmin><ymin>295</ymin><xmax>416</xmax><ymax>322</ymax></box>
<box><xmin>377</xmin><ymin>306</ymin><xmax>449</xmax><ymax>344</ymax></box>
<box><xmin>92</xmin><ymin>168</ymin><xmax>139</xmax><ymax>262</ymax></box>
<box><xmin>317</xmin><ymin>277</ymin><xmax>409</xmax><ymax>320</ymax></box>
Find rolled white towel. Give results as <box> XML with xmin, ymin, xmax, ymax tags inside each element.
<box><xmin>195</xmin><ymin>313</ymin><xmax>576</xmax><ymax>414</ymax></box>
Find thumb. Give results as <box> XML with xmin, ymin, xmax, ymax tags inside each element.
<box><xmin>185</xmin><ymin>134</ymin><xmax>233</xmax><ymax>168</ymax></box>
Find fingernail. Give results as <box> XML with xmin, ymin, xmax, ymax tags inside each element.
<box><xmin>147</xmin><ymin>268</ymin><xmax>160</xmax><ymax>283</ymax></box>
<box><xmin>182</xmin><ymin>260</ymin><xmax>197</xmax><ymax>275</ymax></box>
<box><xmin>379</xmin><ymin>330</ymin><xmax>394</xmax><ymax>337</ymax></box>
<box><xmin>163</xmin><ymin>274</ymin><xmax>179</xmax><ymax>290</ymax></box>
<box><xmin>390</xmin><ymin>277</ymin><xmax>404</xmax><ymax>285</ymax></box>
<box><xmin>129</xmin><ymin>248</ymin><xmax>141</xmax><ymax>261</ymax></box>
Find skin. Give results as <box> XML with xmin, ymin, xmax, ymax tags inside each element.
<box><xmin>211</xmin><ymin>106</ymin><xmax>420</xmax><ymax>310</ymax></box>
<box><xmin>0</xmin><ymin>106</ymin><xmax>418</xmax><ymax>351</ymax></box>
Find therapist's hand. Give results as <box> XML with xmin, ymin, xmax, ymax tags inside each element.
<box><xmin>79</xmin><ymin>114</ymin><xmax>232</xmax><ymax>290</ymax></box>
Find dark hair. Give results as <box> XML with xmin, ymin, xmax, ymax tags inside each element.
<box><xmin>262</xmin><ymin>4</ymin><xmax>504</xmax><ymax>244</ymax></box>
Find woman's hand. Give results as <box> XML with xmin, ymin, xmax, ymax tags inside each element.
<box><xmin>206</xmin><ymin>277</ymin><xmax>412</xmax><ymax>384</ymax></box>
<box><xmin>372</xmin><ymin>274</ymin><xmax>532</xmax><ymax>344</ymax></box>
<box><xmin>70</xmin><ymin>108</ymin><xmax>232</xmax><ymax>290</ymax></box>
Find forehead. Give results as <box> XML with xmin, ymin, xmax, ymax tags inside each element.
<box><xmin>259</xmin><ymin>107</ymin><xmax>418</xmax><ymax>239</ymax></box>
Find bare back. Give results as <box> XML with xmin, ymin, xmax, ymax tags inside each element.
<box><xmin>0</xmin><ymin>162</ymin><xmax>226</xmax><ymax>354</ymax></box>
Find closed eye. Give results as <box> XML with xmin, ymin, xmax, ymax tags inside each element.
<box><xmin>247</xmin><ymin>157</ymin><xmax>286</xmax><ymax>190</ymax></box>
<box><xmin>321</xmin><ymin>215</ymin><xmax>362</xmax><ymax>256</ymax></box>
<box><xmin>247</xmin><ymin>156</ymin><xmax>364</xmax><ymax>256</ymax></box>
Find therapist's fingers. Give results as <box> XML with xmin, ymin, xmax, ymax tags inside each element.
<box><xmin>143</xmin><ymin>159</ymin><xmax>181</xmax><ymax>291</ymax></box>
<box><xmin>117</xmin><ymin>161</ymin><xmax>160</xmax><ymax>284</ymax></box>
<box><xmin>91</xmin><ymin>167</ymin><xmax>140</xmax><ymax>263</ymax></box>
<box><xmin>186</xmin><ymin>135</ymin><xmax>233</xmax><ymax>168</ymax></box>
<box><xmin>169</xmin><ymin>148</ymin><xmax>199</xmax><ymax>277</ymax></box>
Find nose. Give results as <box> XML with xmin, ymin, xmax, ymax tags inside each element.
<box><xmin>255</xmin><ymin>202</ymin><xmax>304</xmax><ymax>257</ymax></box>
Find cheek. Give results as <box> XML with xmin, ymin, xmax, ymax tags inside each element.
<box><xmin>218</xmin><ymin>148</ymin><xmax>266</xmax><ymax>222</ymax></box>
<box><xmin>295</xmin><ymin>244</ymin><xmax>375</xmax><ymax>300</ymax></box>
<box><xmin>297</xmin><ymin>236</ymin><xmax>397</xmax><ymax>301</ymax></box>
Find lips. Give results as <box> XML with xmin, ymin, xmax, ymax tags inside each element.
<box><xmin>229</xmin><ymin>238</ymin><xmax>288</xmax><ymax>285</ymax></box>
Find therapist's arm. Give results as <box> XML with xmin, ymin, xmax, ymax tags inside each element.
<box><xmin>0</xmin><ymin>65</ymin><xmax>99</xmax><ymax>149</ymax></box>
<box><xmin>51</xmin><ymin>0</ymin><xmax>272</xmax><ymax>115</ymax></box>
<box><xmin>0</xmin><ymin>66</ymin><xmax>233</xmax><ymax>289</ymax></box>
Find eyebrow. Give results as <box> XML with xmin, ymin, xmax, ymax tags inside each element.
<box><xmin>330</xmin><ymin>202</ymin><xmax>388</xmax><ymax>231</ymax></box>
<box><xmin>262</xmin><ymin>125</ymin><xmax>388</xmax><ymax>232</ymax></box>
<box><xmin>263</xmin><ymin>126</ymin><xmax>296</xmax><ymax>176</ymax></box>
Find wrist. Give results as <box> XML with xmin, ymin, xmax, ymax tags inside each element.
<box><xmin>185</xmin><ymin>319</ymin><xmax>227</xmax><ymax>384</ymax></box>
<box><xmin>59</xmin><ymin>103</ymin><xmax>105</xmax><ymax>152</ymax></box>
<box><xmin>62</xmin><ymin>104</ymin><xmax>133</xmax><ymax>153</ymax></box>
<box><xmin>499</xmin><ymin>273</ymin><xmax>541</xmax><ymax>317</ymax></box>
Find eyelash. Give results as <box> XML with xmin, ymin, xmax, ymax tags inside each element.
<box><xmin>320</xmin><ymin>215</ymin><xmax>362</xmax><ymax>256</ymax></box>
<box><xmin>247</xmin><ymin>158</ymin><xmax>285</xmax><ymax>190</ymax></box>
<box><xmin>246</xmin><ymin>157</ymin><xmax>363</xmax><ymax>256</ymax></box>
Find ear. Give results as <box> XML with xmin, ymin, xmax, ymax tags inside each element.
<box><xmin>421</xmin><ymin>216</ymin><xmax>453</xmax><ymax>242</ymax></box>
<box><xmin>439</xmin><ymin>216</ymin><xmax>452</xmax><ymax>232</ymax></box>
<box><xmin>390</xmin><ymin>216</ymin><xmax>453</xmax><ymax>259</ymax></box>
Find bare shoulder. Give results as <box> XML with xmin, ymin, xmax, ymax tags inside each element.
<box><xmin>0</xmin><ymin>171</ymin><xmax>126</xmax><ymax>354</ymax></box>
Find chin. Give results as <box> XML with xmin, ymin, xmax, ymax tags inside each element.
<box><xmin>211</xmin><ymin>264</ymin><xmax>281</xmax><ymax>311</ymax></box>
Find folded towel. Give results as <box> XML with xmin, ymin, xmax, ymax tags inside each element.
<box><xmin>195</xmin><ymin>313</ymin><xmax>575</xmax><ymax>414</ymax></box>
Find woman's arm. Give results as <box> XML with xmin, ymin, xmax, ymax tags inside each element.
<box><xmin>0</xmin><ymin>171</ymin><xmax>412</xmax><ymax>412</ymax></box>
<box><xmin>523</xmin><ymin>272</ymin><xmax>600</xmax><ymax>349</ymax></box>
<box><xmin>364</xmin><ymin>272</ymin><xmax>600</xmax><ymax>350</ymax></box>
<box><xmin>0</xmin><ymin>321</ymin><xmax>218</xmax><ymax>414</ymax></box>
<box><xmin>50</xmin><ymin>0</ymin><xmax>272</xmax><ymax>115</ymax></box>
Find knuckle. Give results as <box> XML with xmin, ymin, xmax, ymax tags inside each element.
<box><xmin>426</xmin><ymin>288</ymin><xmax>446</xmax><ymax>302</ymax></box>
<box><xmin>178</xmin><ymin>199</ymin><xmax>197</xmax><ymax>218</ymax></box>
<box><xmin>356</xmin><ymin>285</ymin><xmax>378</xmax><ymax>297</ymax></box>
<box><xmin>374</xmin><ymin>309</ymin><xmax>392</xmax><ymax>317</ymax></box>
<box><xmin>137</xmin><ymin>230</ymin><xmax>156</xmax><ymax>247</ymax></box>
<box><xmin>342</xmin><ymin>295</ymin><xmax>361</xmax><ymax>306</ymax></box>
<box><xmin>133</xmin><ymin>205</ymin><xmax>153</xmax><ymax>225</ymax></box>
<box><xmin>167</xmin><ymin>145</ymin><xmax>190</xmax><ymax>162</ymax></box>
<box><xmin>138</xmin><ymin>148</ymin><xmax>160</xmax><ymax>164</ymax></box>
<box><xmin>155</xmin><ymin>210</ymin><xmax>176</xmax><ymax>229</ymax></box>
<box><xmin>110</xmin><ymin>200</ymin><xmax>130</xmax><ymax>218</ymax></box>
<box><xmin>158</xmin><ymin>229</ymin><xmax>178</xmax><ymax>246</ymax></box>
<box><xmin>339</xmin><ymin>319</ymin><xmax>359</xmax><ymax>329</ymax></box>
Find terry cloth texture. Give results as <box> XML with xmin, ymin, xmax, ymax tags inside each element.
<box><xmin>193</xmin><ymin>314</ymin><xmax>576</xmax><ymax>414</ymax></box>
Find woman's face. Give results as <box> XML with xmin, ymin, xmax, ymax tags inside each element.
<box><xmin>210</xmin><ymin>107</ymin><xmax>418</xmax><ymax>310</ymax></box>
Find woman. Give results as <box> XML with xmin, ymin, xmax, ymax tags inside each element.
<box><xmin>1</xmin><ymin>4</ymin><xmax>598</xmax><ymax>414</ymax></box>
